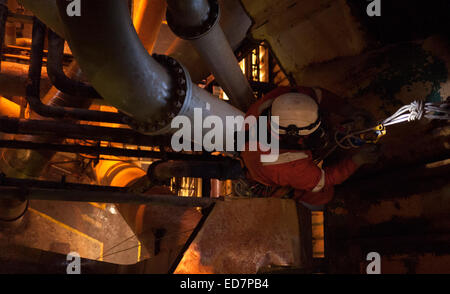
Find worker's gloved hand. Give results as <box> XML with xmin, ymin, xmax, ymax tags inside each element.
<box><xmin>352</xmin><ymin>145</ymin><xmax>380</xmax><ymax>166</ymax></box>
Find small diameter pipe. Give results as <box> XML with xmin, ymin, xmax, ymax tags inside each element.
<box><xmin>0</xmin><ymin>186</ymin><xmax>217</xmax><ymax>207</ymax></box>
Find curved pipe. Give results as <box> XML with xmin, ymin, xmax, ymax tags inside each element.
<box><xmin>47</xmin><ymin>29</ymin><xmax>101</xmax><ymax>98</ymax></box>
<box><xmin>21</xmin><ymin>0</ymin><xmax>244</xmax><ymax>142</ymax></box>
<box><xmin>56</xmin><ymin>0</ymin><xmax>244</xmax><ymax>137</ymax></box>
<box><xmin>55</xmin><ymin>0</ymin><xmax>173</xmax><ymax>126</ymax></box>
<box><xmin>27</xmin><ymin>18</ymin><xmax>125</xmax><ymax>124</ymax></box>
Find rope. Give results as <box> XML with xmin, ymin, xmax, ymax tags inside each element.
<box><xmin>335</xmin><ymin>100</ymin><xmax>449</xmax><ymax>150</ymax></box>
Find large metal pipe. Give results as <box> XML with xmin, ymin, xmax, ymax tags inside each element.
<box><xmin>133</xmin><ymin>0</ymin><xmax>166</xmax><ymax>53</ymax></box>
<box><xmin>165</xmin><ymin>0</ymin><xmax>252</xmax><ymax>84</ymax></box>
<box><xmin>55</xmin><ymin>0</ymin><xmax>175</xmax><ymax>128</ymax></box>
<box><xmin>20</xmin><ymin>0</ymin><xmax>244</xmax><ymax>135</ymax></box>
<box><xmin>166</xmin><ymin>0</ymin><xmax>254</xmax><ymax>111</ymax></box>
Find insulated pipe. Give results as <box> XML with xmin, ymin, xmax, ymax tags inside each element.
<box><xmin>133</xmin><ymin>0</ymin><xmax>166</xmax><ymax>53</ymax></box>
<box><xmin>166</xmin><ymin>0</ymin><xmax>254</xmax><ymax>111</ymax></box>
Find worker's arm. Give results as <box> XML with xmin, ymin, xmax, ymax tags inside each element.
<box><xmin>267</xmin><ymin>155</ymin><xmax>358</xmax><ymax>196</ymax></box>
<box><xmin>268</xmin><ymin>147</ymin><xmax>379</xmax><ymax>205</ymax></box>
<box><xmin>287</xmin><ymin>157</ymin><xmax>357</xmax><ymax>206</ymax></box>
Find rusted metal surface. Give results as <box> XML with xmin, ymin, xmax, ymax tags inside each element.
<box><xmin>174</xmin><ymin>198</ymin><xmax>303</xmax><ymax>274</ymax></box>
<box><xmin>326</xmin><ymin>162</ymin><xmax>450</xmax><ymax>273</ymax></box>
<box><xmin>241</xmin><ymin>0</ymin><xmax>367</xmax><ymax>84</ymax></box>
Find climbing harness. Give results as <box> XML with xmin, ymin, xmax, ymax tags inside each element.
<box><xmin>335</xmin><ymin>100</ymin><xmax>450</xmax><ymax>150</ymax></box>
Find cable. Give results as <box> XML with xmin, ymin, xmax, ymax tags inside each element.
<box><xmin>335</xmin><ymin>100</ymin><xmax>449</xmax><ymax>150</ymax></box>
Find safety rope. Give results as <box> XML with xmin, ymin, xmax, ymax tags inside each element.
<box><xmin>335</xmin><ymin>100</ymin><xmax>450</xmax><ymax>150</ymax></box>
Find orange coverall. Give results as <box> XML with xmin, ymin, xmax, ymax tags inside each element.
<box><xmin>241</xmin><ymin>86</ymin><xmax>358</xmax><ymax>206</ymax></box>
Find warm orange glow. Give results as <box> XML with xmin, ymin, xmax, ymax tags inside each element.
<box><xmin>312</xmin><ymin>211</ymin><xmax>325</xmax><ymax>258</ymax></box>
<box><xmin>133</xmin><ymin>0</ymin><xmax>167</xmax><ymax>53</ymax></box>
<box><xmin>0</xmin><ymin>97</ymin><xmax>21</xmax><ymax>118</ymax></box>
<box><xmin>94</xmin><ymin>159</ymin><xmax>146</xmax><ymax>187</ymax></box>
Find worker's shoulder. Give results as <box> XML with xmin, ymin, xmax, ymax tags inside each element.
<box><xmin>261</xmin><ymin>150</ymin><xmax>312</xmax><ymax>166</ymax></box>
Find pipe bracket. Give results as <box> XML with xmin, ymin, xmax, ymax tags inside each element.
<box><xmin>166</xmin><ymin>0</ymin><xmax>220</xmax><ymax>40</ymax></box>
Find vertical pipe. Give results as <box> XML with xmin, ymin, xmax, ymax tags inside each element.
<box><xmin>191</xmin><ymin>23</ymin><xmax>254</xmax><ymax>111</ymax></box>
<box><xmin>166</xmin><ymin>0</ymin><xmax>254</xmax><ymax>111</ymax></box>
<box><xmin>133</xmin><ymin>0</ymin><xmax>167</xmax><ymax>53</ymax></box>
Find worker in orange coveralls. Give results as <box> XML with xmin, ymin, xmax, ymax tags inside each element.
<box><xmin>240</xmin><ymin>86</ymin><xmax>379</xmax><ymax>209</ymax></box>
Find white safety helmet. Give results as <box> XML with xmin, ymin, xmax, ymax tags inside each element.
<box><xmin>271</xmin><ymin>92</ymin><xmax>321</xmax><ymax>136</ymax></box>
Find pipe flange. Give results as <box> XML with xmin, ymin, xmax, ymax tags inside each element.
<box><xmin>166</xmin><ymin>0</ymin><xmax>220</xmax><ymax>40</ymax></box>
<box><xmin>125</xmin><ymin>54</ymin><xmax>191</xmax><ymax>135</ymax></box>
